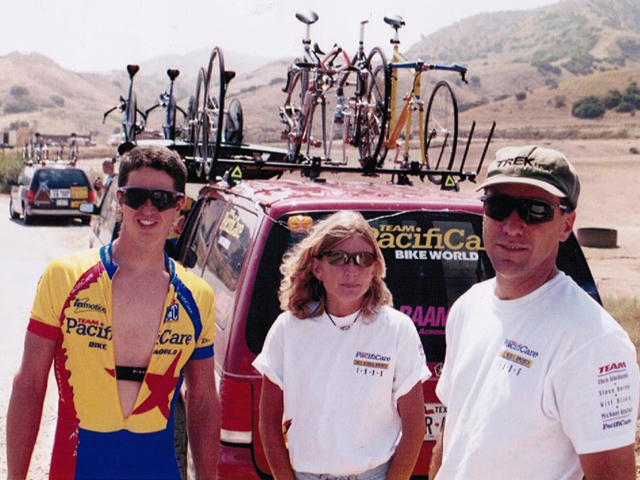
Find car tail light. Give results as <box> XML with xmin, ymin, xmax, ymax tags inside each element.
<box><xmin>219</xmin><ymin>375</ymin><xmax>252</xmax><ymax>444</ymax></box>
<box><xmin>28</xmin><ymin>190</ymin><xmax>35</xmax><ymax>205</ymax></box>
<box><xmin>88</xmin><ymin>189</ymin><xmax>95</xmax><ymax>204</ymax></box>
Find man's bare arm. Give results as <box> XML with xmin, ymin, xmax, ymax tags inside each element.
<box><xmin>7</xmin><ymin>332</ymin><xmax>56</xmax><ymax>479</ymax></box>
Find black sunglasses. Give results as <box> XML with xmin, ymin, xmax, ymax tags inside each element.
<box><xmin>318</xmin><ymin>250</ymin><xmax>377</xmax><ymax>268</ymax></box>
<box><xmin>481</xmin><ymin>194</ymin><xmax>572</xmax><ymax>225</ymax></box>
<box><xmin>118</xmin><ymin>187</ymin><xmax>184</xmax><ymax>211</ymax></box>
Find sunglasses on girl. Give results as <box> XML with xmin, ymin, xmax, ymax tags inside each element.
<box><xmin>118</xmin><ymin>187</ymin><xmax>184</xmax><ymax>211</ymax></box>
<box><xmin>481</xmin><ymin>194</ymin><xmax>573</xmax><ymax>225</ymax></box>
<box><xmin>318</xmin><ymin>250</ymin><xmax>377</xmax><ymax>268</ymax></box>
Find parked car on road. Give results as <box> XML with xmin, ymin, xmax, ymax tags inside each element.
<box><xmin>9</xmin><ymin>162</ymin><xmax>94</xmax><ymax>225</ymax></box>
<box><xmin>171</xmin><ymin>176</ymin><xmax>600</xmax><ymax>479</ymax></box>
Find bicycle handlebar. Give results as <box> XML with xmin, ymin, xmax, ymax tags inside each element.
<box><xmin>389</xmin><ymin>61</ymin><xmax>468</xmax><ymax>82</ymax></box>
<box><xmin>320</xmin><ymin>46</ymin><xmax>351</xmax><ymax>74</ymax></box>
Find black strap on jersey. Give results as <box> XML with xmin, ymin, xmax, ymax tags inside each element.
<box><xmin>115</xmin><ymin>366</ymin><xmax>147</xmax><ymax>382</ymax></box>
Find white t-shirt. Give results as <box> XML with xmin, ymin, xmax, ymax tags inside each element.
<box><xmin>253</xmin><ymin>305</ymin><xmax>431</xmax><ymax>476</ymax></box>
<box><xmin>435</xmin><ymin>272</ymin><xmax>639</xmax><ymax>480</ymax></box>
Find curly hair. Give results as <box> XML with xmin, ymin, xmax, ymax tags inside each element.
<box><xmin>278</xmin><ymin>211</ymin><xmax>392</xmax><ymax>321</ymax></box>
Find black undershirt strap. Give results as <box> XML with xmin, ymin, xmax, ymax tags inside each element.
<box><xmin>115</xmin><ymin>366</ymin><xmax>147</xmax><ymax>382</ymax></box>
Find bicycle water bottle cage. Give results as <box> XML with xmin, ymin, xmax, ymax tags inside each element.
<box><xmin>296</xmin><ymin>10</ymin><xmax>319</xmax><ymax>25</ymax></box>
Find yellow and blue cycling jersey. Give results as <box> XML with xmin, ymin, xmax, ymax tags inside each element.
<box><xmin>28</xmin><ymin>244</ymin><xmax>215</xmax><ymax>480</ymax></box>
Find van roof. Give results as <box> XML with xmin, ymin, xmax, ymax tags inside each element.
<box><xmin>198</xmin><ymin>179</ymin><xmax>484</xmax><ymax>217</ymax></box>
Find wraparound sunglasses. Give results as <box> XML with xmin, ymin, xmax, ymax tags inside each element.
<box><xmin>118</xmin><ymin>187</ymin><xmax>184</xmax><ymax>211</ymax></box>
<box><xmin>481</xmin><ymin>194</ymin><xmax>572</xmax><ymax>225</ymax></box>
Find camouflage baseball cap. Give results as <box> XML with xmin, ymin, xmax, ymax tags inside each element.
<box><xmin>476</xmin><ymin>145</ymin><xmax>580</xmax><ymax>208</ymax></box>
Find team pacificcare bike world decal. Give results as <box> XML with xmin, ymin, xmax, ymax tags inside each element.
<box><xmin>371</xmin><ymin>223</ymin><xmax>483</xmax><ymax>262</ymax></box>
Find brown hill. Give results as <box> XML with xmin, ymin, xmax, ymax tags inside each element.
<box><xmin>1</xmin><ymin>0</ymin><xmax>639</xmax><ymax>145</ymax></box>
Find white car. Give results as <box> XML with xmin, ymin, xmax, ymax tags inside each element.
<box><xmin>9</xmin><ymin>163</ymin><xmax>95</xmax><ymax>225</ymax></box>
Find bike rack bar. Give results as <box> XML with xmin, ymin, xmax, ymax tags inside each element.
<box><xmin>458</xmin><ymin>121</ymin><xmax>476</xmax><ymax>175</ymax></box>
<box><xmin>475</xmin><ymin>121</ymin><xmax>496</xmax><ymax>182</ymax></box>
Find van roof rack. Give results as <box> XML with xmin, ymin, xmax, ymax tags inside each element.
<box><xmin>187</xmin><ymin>120</ymin><xmax>495</xmax><ymax>190</ymax></box>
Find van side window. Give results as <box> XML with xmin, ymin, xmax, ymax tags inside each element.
<box><xmin>202</xmin><ymin>205</ymin><xmax>257</xmax><ymax>329</ymax></box>
<box><xmin>188</xmin><ymin>197</ymin><xmax>228</xmax><ymax>274</ymax></box>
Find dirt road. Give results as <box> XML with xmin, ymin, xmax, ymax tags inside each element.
<box><xmin>0</xmin><ymin>198</ymin><xmax>92</xmax><ymax>478</ymax></box>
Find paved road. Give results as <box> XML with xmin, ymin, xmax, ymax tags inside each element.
<box><xmin>0</xmin><ymin>194</ymin><xmax>92</xmax><ymax>479</ymax></box>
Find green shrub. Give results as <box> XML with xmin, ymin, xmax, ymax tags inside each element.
<box><xmin>50</xmin><ymin>95</ymin><xmax>65</xmax><ymax>107</ymax></box>
<box><xmin>604</xmin><ymin>89</ymin><xmax>622</xmax><ymax>109</ymax></box>
<box><xmin>572</xmin><ymin>96</ymin><xmax>605</xmax><ymax>118</ymax></box>
<box><xmin>3</xmin><ymin>99</ymin><xmax>38</xmax><ymax>114</ymax></box>
<box><xmin>9</xmin><ymin>85</ymin><xmax>29</xmax><ymax>98</ymax></box>
<box><xmin>0</xmin><ymin>150</ymin><xmax>24</xmax><ymax>194</ymax></box>
<box><xmin>616</xmin><ymin>101</ymin><xmax>635</xmax><ymax>113</ymax></box>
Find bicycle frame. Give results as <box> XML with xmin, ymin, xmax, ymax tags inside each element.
<box><xmin>145</xmin><ymin>69</ymin><xmax>187</xmax><ymax>141</ymax></box>
<box><xmin>299</xmin><ymin>47</ymin><xmax>350</xmax><ymax>160</ymax></box>
<box><xmin>384</xmin><ymin>19</ymin><xmax>467</xmax><ymax>167</ymax></box>
<box><xmin>103</xmin><ymin>64</ymin><xmax>147</xmax><ymax>147</ymax></box>
<box><xmin>330</xmin><ymin>19</ymin><xmax>369</xmax><ymax>163</ymax></box>
<box><xmin>386</xmin><ymin>27</ymin><xmax>426</xmax><ymax>165</ymax></box>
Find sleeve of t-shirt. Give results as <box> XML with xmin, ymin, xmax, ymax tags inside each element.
<box><xmin>252</xmin><ymin>313</ymin><xmax>287</xmax><ymax>389</ymax></box>
<box><xmin>545</xmin><ymin>330</ymin><xmax>639</xmax><ymax>454</ymax></box>
<box><xmin>28</xmin><ymin>258</ymin><xmax>68</xmax><ymax>341</ymax></box>
<box><xmin>192</xmin><ymin>285</ymin><xmax>216</xmax><ymax>360</ymax></box>
<box><xmin>392</xmin><ymin>311</ymin><xmax>432</xmax><ymax>402</ymax></box>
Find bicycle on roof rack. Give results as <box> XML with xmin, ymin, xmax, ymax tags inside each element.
<box><xmin>144</xmin><ymin>69</ymin><xmax>188</xmax><ymax>141</ymax></box>
<box><xmin>103</xmin><ymin>64</ymin><xmax>147</xmax><ymax>149</ymax></box>
<box><xmin>381</xmin><ymin>15</ymin><xmax>488</xmax><ymax>188</ymax></box>
<box><xmin>189</xmin><ymin>47</ymin><xmax>238</xmax><ymax>182</ymax></box>
<box><xmin>279</xmin><ymin>10</ymin><xmax>351</xmax><ymax>164</ymax></box>
<box><xmin>330</xmin><ymin>18</ymin><xmax>389</xmax><ymax>169</ymax></box>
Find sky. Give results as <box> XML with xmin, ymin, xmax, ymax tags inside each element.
<box><xmin>2</xmin><ymin>0</ymin><xmax>561</xmax><ymax>73</ymax></box>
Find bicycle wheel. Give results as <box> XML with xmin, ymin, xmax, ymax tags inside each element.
<box><xmin>224</xmin><ymin>98</ymin><xmax>244</xmax><ymax>144</ymax></box>
<box><xmin>281</xmin><ymin>71</ymin><xmax>306</xmax><ymax>163</ymax></box>
<box><xmin>203</xmin><ymin>47</ymin><xmax>226</xmax><ymax>181</ymax></box>
<box><xmin>192</xmin><ymin>68</ymin><xmax>207</xmax><ymax>180</ymax></box>
<box><xmin>358</xmin><ymin>47</ymin><xmax>389</xmax><ymax>169</ymax></box>
<box><xmin>185</xmin><ymin>95</ymin><xmax>196</xmax><ymax>141</ymax></box>
<box><xmin>424</xmin><ymin>80</ymin><xmax>458</xmax><ymax>179</ymax></box>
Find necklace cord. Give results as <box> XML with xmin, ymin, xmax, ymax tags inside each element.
<box><xmin>325</xmin><ymin>309</ymin><xmax>362</xmax><ymax>331</ymax></box>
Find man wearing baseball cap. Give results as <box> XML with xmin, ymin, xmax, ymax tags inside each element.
<box><xmin>429</xmin><ymin>146</ymin><xmax>639</xmax><ymax>480</ymax></box>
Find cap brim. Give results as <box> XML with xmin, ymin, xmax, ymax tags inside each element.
<box><xmin>475</xmin><ymin>177</ymin><xmax>567</xmax><ymax>198</ymax></box>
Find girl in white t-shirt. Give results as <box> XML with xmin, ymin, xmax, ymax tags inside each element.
<box><xmin>253</xmin><ymin>211</ymin><xmax>430</xmax><ymax>480</ymax></box>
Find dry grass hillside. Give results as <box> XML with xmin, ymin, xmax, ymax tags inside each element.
<box><xmin>1</xmin><ymin>0</ymin><xmax>640</xmax><ymax>144</ymax></box>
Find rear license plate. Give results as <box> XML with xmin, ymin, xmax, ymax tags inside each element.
<box><xmin>52</xmin><ymin>189</ymin><xmax>71</xmax><ymax>199</ymax></box>
<box><xmin>424</xmin><ymin>403</ymin><xmax>446</xmax><ymax>441</ymax></box>
<box><xmin>71</xmin><ymin>186</ymin><xmax>88</xmax><ymax>199</ymax></box>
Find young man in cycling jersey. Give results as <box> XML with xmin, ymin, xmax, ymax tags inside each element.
<box><xmin>7</xmin><ymin>145</ymin><xmax>220</xmax><ymax>480</ymax></box>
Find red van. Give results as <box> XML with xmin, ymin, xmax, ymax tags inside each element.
<box><xmin>172</xmin><ymin>176</ymin><xmax>599</xmax><ymax>479</ymax></box>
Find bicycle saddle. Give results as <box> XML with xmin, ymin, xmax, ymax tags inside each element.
<box><xmin>384</xmin><ymin>15</ymin><xmax>405</xmax><ymax>29</ymax></box>
<box><xmin>296</xmin><ymin>10</ymin><xmax>319</xmax><ymax>25</ymax></box>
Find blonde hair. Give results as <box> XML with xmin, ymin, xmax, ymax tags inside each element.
<box><xmin>278</xmin><ymin>211</ymin><xmax>392</xmax><ymax>320</ymax></box>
